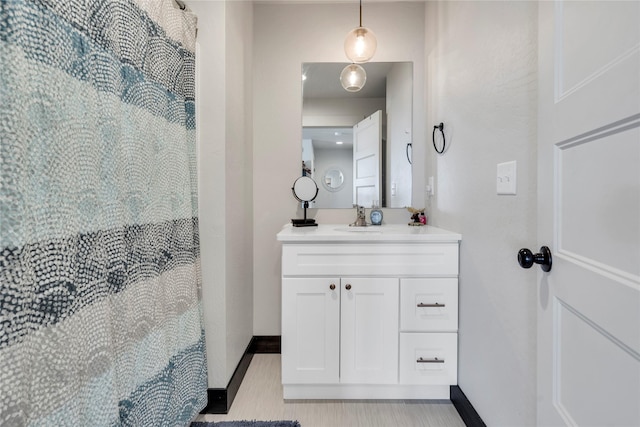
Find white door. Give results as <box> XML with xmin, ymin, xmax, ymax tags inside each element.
<box><xmin>537</xmin><ymin>2</ymin><xmax>640</xmax><ymax>425</ymax></box>
<box><xmin>340</xmin><ymin>277</ymin><xmax>399</xmax><ymax>384</ymax></box>
<box><xmin>353</xmin><ymin>110</ymin><xmax>382</xmax><ymax>207</ymax></box>
<box><xmin>281</xmin><ymin>278</ymin><xmax>340</xmax><ymax>384</ymax></box>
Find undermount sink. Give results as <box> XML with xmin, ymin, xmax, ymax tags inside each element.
<box><xmin>334</xmin><ymin>227</ymin><xmax>383</xmax><ymax>233</ymax></box>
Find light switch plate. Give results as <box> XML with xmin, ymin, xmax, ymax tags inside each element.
<box><xmin>497</xmin><ymin>161</ymin><xmax>517</xmax><ymax>195</ymax></box>
<box><xmin>426</xmin><ymin>176</ymin><xmax>435</xmax><ymax>196</ymax></box>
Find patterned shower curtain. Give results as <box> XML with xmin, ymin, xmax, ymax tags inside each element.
<box><xmin>0</xmin><ymin>0</ymin><xmax>207</xmax><ymax>425</ymax></box>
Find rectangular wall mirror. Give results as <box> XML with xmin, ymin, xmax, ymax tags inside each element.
<box><xmin>302</xmin><ymin>62</ymin><xmax>413</xmax><ymax>209</ymax></box>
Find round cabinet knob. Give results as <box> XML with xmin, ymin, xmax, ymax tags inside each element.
<box><xmin>518</xmin><ymin>246</ymin><xmax>552</xmax><ymax>272</ymax></box>
<box><xmin>345</xmin><ymin>284</ymin><xmax>352</xmax><ymax>290</ymax></box>
<box><xmin>329</xmin><ymin>284</ymin><xmax>336</xmax><ymax>290</ymax></box>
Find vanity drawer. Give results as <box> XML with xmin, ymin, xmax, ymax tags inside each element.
<box><xmin>400</xmin><ymin>278</ymin><xmax>458</xmax><ymax>332</ymax></box>
<box><xmin>399</xmin><ymin>333</ymin><xmax>458</xmax><ymax>385</ymax></box>
<box><xmin>282</xmin><ymin>243</ymin><xmax>459</xmax><ymax>277</ymax></box>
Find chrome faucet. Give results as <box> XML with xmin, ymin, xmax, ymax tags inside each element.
<box><xmin>350</xmin><ymin>204</ymin><xmax>368</xmax><ymax>227</ymax></box>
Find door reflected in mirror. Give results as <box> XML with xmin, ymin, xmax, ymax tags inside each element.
<box><xmin>302</xmin><ymin>62</ymin><xmax>413</xmax><ymax>209</ymax></box>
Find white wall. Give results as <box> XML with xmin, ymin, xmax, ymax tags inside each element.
<box><xmin>314</xmin><ymin>146</ymin><xmax>353</xmax><ymax>208</ymax></box>
<box><xmin>223</xmin><ymin>0</ymin><xmax>254</xmax><ymax>388</ymax></box>
<box><xmin>253</xmin><ymin>1</ymin><xmax>426</xmax><ymax>335</ymax></box>
<box><xmin>189</xmin><ymin>0</ymin><xmax>254</xmax><ymax>388</ymax></box>
<box><xmin>425</xmin><ymin>1</ymin><xmax>538</xmax><ymax>425</ymax></box>
<box><xmin>386</xmin><ymin>62</ymin><xmax>412</xmax><ymax>207</ymax></box>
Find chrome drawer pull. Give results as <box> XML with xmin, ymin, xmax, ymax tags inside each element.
<box><xmin>417</xmin><ymin>302</ymin><xmax>445</xmax><ymax>308</ymax></box>
<box><xmin>417</xmin><ymin>357</ymin><xmax>445</xmax><ymax>363</ymax></box>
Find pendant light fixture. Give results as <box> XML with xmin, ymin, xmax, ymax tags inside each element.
<box><xmin>344</xmin><ymin>0</ymin><xmax>377</xmax><ymax>64</ymax></box>
<box><xmin>340</xmin><ymin>63</ymin><xmax>367</xmax><ymax>92</ymax></box>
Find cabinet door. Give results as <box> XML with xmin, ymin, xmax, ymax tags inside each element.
<box><xmin>340</xmin><ymin>277</ymin><xmax>399</xmax><ymax>384</ymax></box>
<box><xmin>282</xmin><ymin>278</ymin><xmax>340</xmax><ymax>384</ymax></box>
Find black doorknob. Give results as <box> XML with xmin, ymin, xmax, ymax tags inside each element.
<box><xmin>518</xmin><ymin>246</ymin><xmax>552</xmax><ymax>272</ymax></box>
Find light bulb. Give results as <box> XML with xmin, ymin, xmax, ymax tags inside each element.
<box><xmin>355</xmin><ymin>35</ymin><xmax>365</xmax><ymax>56</ymax></box>
<box><xmin>340</xmin><ymin>63</ymin><xmax>366</xmax><ymax>92</ymax></box>
<box><xmin>344</xmin><ymin>27</ymin><xmax>377</xmax><ymax>63</ymax></box>
<box><xmin>349</xmin><ymin>71</ymin><xmax>357</xmax><ymax>85</ymax></box>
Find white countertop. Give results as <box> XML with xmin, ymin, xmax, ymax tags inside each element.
<box><xmin>276</xmin><ymin>223</ymin><xmax>461</xmax><ymax>243</ymax></box>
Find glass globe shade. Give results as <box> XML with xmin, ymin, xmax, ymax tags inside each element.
<box><xmin>344</xmin><ymin>27</ymin><xmax>377</xmax><ymax>63</ymax></box>
<box><xmin>340</xmin><ymin>64</ymin><xmax>367</xmax><ymax>92</ymax></box>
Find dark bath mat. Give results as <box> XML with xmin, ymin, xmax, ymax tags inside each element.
<box><xmin>191</xmin><ymin>421</ymin><xmax>301</xmax><ymax>427</ymax></box>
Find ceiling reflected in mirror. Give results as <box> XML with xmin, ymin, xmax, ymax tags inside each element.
<box><xmin>302</xmin><ymin>62</ymin><xmax>392</xmax><ymax>100</ymax></box>
<box><xmin>302</xmin><ymin>127</ymin><xmax>353</xmax><ymax>150</ymax></box>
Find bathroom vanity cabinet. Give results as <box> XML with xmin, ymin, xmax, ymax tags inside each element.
<box><xmin>277</xmin><ymin>224</ymin><xmax>461</xmax><ymax>399</ymax></box>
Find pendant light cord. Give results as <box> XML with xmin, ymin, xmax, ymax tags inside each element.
<box><xmin>359</xmin><ymin>0</ymin><xmax>362</xmax><ymax>27</ymax></box>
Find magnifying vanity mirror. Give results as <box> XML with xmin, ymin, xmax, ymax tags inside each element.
<box><xmin>291</xmin><ymin>176</ymin><xmax>319</xmax><ymax>227</ymax></box>
<box><xmin>302</xmin><ymin>62</ymin><xmax>413</xmax><ymax>209</ymax></box>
